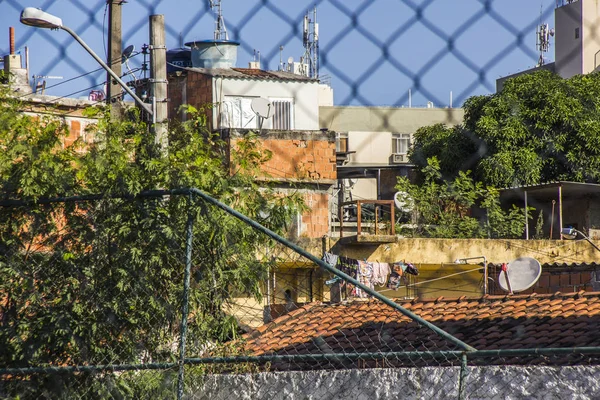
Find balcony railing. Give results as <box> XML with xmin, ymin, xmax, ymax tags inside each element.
<box><xmin>337</xmin><ymin>200</ymin><xmax>395</xmax><ymax>238</ymax></box>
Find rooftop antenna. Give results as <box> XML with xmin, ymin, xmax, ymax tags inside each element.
<box><xmin>209</xmin><ymin>0</ymin><xmax>229</xmax><ymax>41</ymax></box>
<box><xmin>301</xmin><ymin>6</ymin><xmax>319</xmax><ymax>78</ymax></box>
<box><xmin>536</xmin><ymin>5</ymin><xmax>554</xmax><ymax>66</ymax></box>
<box><xmin>121</xmin><ymin>44</ymin><xmax>136</xmax><ymax>81</ymax></box>
<box><xmin>279</xmin><ymin>45</ymin><xmax>284</xmax><ymax>71</ymax></box>
<box><xmin>179</xmin><ymin>32</ymin><xmax>183</xmax><ymax>48</ymax></box>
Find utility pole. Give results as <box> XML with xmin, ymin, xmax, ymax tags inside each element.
<box><xmin>107</xmin><ymin>0</ymin><xmax>124</xmax><ymax>120</ymax></box>
<box><xmin>149</xmin><ymin>15</ymin><xmax>168</xmax><ymax>154</ymax></box>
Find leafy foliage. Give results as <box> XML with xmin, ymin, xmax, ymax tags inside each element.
<box><xmin>410</xmin><ymin>70</ymin><xmax>600</xmax><ymax>187</ymax></box>
<box><xmin>396</xmin><ymin>158</ymin><xmax>530</xmax><ymax>238</ymax></box>
<box><xmin>0</xmin><ymin>87</ymin><xmax>304</xmax><ymax>397</ymax></box>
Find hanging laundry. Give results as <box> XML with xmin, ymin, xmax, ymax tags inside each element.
<box><xmin>322</xmin><ymin>252</ymin><xmax>339</xmax><ymax>267</ymax></box>
<box><xmin>387</xmin><ymin>263</ymin><xmax>405</xmax><ymax>290</ymax></box>
<box><xmin>353</xmin><ymin>260</ymin><xmax>373</xmax><ymax>298</ymax></box>
<box><xmin>371</xmin><ymin>262</ymin><xmax>390</xmax><ymax>286</ymax></box>
<box><xmin>404</xmin><ymin>262</ymin><xmax>419</xmax><ymax>276</ymax></box>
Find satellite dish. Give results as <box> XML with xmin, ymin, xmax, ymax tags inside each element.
<box><xmin>251</xmin><ymin>97</ymin><xmax>273</xmax><ymax>119</ymax></box>
<box><xmin>287</xmin><ymin>56</ymin><xmax>294</xmax><ymax>65</ymax></box>
<box><xmin>498</xmin><ymin>257</ymin><xmax>542</xmax><ymax>293</ymax></box>
<box><xmin>394</xmin><ymin>191</ymin><xmax>413</xmax><ymax>213</ymax></box>
<box><xmin>122</xmin><ymin>44</ymin><xmax>135</xmax><ymax>61</ymax></box>
<box><xmin>344</xmin><ymin>178</ymin><xmax>358</xmax><ymax>189</ymax></box>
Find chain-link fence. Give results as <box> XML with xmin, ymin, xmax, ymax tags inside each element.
<box><xmin>2</xmin><ymin>188</ymin><xmax>600</xmax><ymax>399</ymax></box>
<box><xmin>3</xmin><ymin>0</ymin><xmax>553</xmax><ymax>107</ymax></box>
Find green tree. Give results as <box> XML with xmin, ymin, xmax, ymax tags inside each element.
<box><xmin>410</xmin><ymin>70</ymin><xmax>600</xmax><ymax>187</ymax></box>
<box><xmin>0</xmin><ymin>87</ymin><xmax>304</xmax><ymax>396</ymax></box>
<box><xmin>396</xmin><ymin>157</ymin><xmax>530</xmax><ymax>238</ymax></box>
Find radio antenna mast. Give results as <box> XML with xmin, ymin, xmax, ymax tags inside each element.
<box><xmin>302</xmin><ymin>6</ymin><xmax>319</xmax><ymax>78</ymax></box>
<box><xmin>209</xmin><ymin>0</ymin><xmax>229</xmax><ymax>40</ymax></box>
<box><xmin>536</xmin><ymin>4</ymin><xmax>554</xmax><ymax>66</ymax></box>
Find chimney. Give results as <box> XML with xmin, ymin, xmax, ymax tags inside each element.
<box><xmin>4</xmin><ymin>27</ymin><xmax>32</xmax><ymax>94</ymax></box>
<box><xmin>10</xmin><ymin>27</ymin><xmax>15</xmax><ymax>55</ymax></box>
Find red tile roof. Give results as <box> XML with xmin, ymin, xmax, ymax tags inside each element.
<box><xmin>243</xmin><ymin>292</ymin><xmax>600</xmax><ymax>369</ymax></box>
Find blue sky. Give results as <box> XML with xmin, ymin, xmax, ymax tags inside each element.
<box><xmin>1</xmin><ymin>0</ymin><xmax>557</xmax><ymax>107</ymax></box>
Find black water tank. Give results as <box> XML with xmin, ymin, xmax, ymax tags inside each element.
<box><xmin>166</xmin><ymin>48</ymin><xmax>192</xmax><ymax>73</ymax></box>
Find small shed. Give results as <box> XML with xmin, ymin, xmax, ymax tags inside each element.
<box><xmin>500</xmin><ymin>181</ymin><xmax>600</xmax><ymax>240</ymax></box>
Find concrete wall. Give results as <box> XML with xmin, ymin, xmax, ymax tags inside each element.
<box><xmin>329</xmin><ymin>238</ymin><xmax>600</xmax><ymax>265</ymax></box>
<box><xmin>21</xmin><ymin>96</ymin><xmax>99</xmax><ymax>148</ymax></box>
<box><xmin>216</xmin><ymin>78</ymin><xmax>320</xmax><ymax>130</ymax></box>
<box><xmin>320</xmin><ymin>106</ymin><xmax>464</xmax><ymax>133</ymax></box>
<box><xmin>495</xmin><ymin>63</ymin><xmax>556</xmax><ymax>92</ymax></box>
<box><xmin>582</xmin><ymin>0</ymin><xmax>600</xmax><ymax>73</ymax></box>
<box><xmin>195</xmin><ymin>366</ymin><xmax>600</xmax><ymax>400</ymax></box>
<box><xmin>555</xmin><ymin>1</ymin><xmax>583</xmax><ymax>78</ymax></box>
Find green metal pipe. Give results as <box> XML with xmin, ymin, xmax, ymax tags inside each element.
<box><xmin>3</xmin><ymin>347</ymin><xmax>600</xmax><ymax>376</ymax></box>
<box><xmin>186</xmin><ymin>188</ymin><xmax>477</xmax><ymax>352</ymax></box>
<box><xmin>177</xmin><ymin>194</ymin><xmax>195</xmax><ymax>400</ymax></box>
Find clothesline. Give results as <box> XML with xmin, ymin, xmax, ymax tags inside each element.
<box><xmin>376</xmin><ymin>266</ymin><xmax>484</xmax><ymax>294</ymax></box>
<box><xmin>322</xmin><ymin>252</ymin><xmax>419</xmax><ymax>299</ymax></box>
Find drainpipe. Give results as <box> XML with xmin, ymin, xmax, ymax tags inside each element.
<box><xmin>524</xmin><ymin>190</ymin><xmax>529</xmax><ymax>240</ymax></box>
<box><xmin>559</xmin><ymin>184</ymin><xmax>563</xmax><ymax>240</ymax></box>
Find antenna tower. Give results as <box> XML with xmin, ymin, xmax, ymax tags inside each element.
<box><xmin>302</xmin><ymin>6</ymin><xmax>320</xmax><ymax>78</ymax></box>
<box><xmin>536</xmin><ymin>23</ymin><xmax>554</xmax><ymax>66</ymax></box>
<box><xmin>209</xmin><ymin>0</ymin><xmax>229</xmax><ymax>40</ymax></box>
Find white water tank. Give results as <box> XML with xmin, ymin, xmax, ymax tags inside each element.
<box><xmin>185</xmin><ymin>40</ymin><xmax>240</xmax><ymax>69</ymax></box>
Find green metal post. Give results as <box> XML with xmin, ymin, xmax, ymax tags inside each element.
<box><xmin>458</xmin><ymin>353</ymin><xmax>468</xmax><ymax>400</ymax></box>
<box><xmin>177</xmin><ymin>194</ymin><xmax>195</xmax><ymax>400</ymax></box>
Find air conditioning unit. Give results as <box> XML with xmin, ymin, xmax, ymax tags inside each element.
<box><xmin>390</xmin><ymin>153</ymin><xmax>407</xmax><ymax>164</ymax></box>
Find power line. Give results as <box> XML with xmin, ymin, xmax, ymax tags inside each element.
<box><xmin>14</xmin><ymin>67</ymin><xmax>104</xmax><ymax>100</ymax></box>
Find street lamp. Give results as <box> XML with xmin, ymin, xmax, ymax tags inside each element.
<box><xmin>561</xmin><ymin>227</ymin><xmax>600</xmax><ymax>253</ymax></box>
<box><xmin>454</xmin><ymin>256</ymin><xmax>488</xmax><ymax>295</ymax></box>
<box><xmin>20</xmin><ymin>7</ymin><xmax>153</xmax><ymax>116</ymax></box>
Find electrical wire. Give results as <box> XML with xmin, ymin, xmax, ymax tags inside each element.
<box><xmin>102</xmin><ymin>2</ymin><xmax>109</xmax><ymax>60</ymax></box>
<box><xmin>15</xmin><ymin>67</ymin><xmax>105</xmax><ymax>100</ymax></box>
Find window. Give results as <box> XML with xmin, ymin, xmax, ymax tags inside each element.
<box><xmin>392</xmin><ymin>133</ymin><xmax>411</xmax><ymax>154</ymax></box>
<box><xmin>270</xmin><ymin>98</ymin><xmax>294</xmax><ymax>130</ymax></box>
<box><xmin>336</xmin><ymin>132</ymin><xmax>348</xmax><ymax>152</ymax></box>
<box><xmin>221</xmin><ymin>96</ymin><xmax>258</xmax><ymax>129</ymax></box>
<box><xmin>575</xmin><ymin>27</ymin><xmax>580</xmax><ymax>39</ymax></box>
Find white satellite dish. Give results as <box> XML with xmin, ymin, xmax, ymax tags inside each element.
<box><xmin>498</xmin><ymin>257</ymin><xmax>542</xmax><ymax>293</ymax></box>
<box><xmin>394</xmin><ymin>191</ymin><xmax>413</xmax><ymax>213</ymax></box>
<box><xmin>251</xmin><ymin>97</ymin><xmax>273</xmax><ymax>119</ymax></box>
<box><xmin>251</xmin><ymin>97</ymin><xmax>273</xmax><ymax>130</ymax></box>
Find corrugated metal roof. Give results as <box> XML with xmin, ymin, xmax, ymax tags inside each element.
<box><xmin>500</xmin><ymin>181</ymin><xmax>600</xmax><ymax>201</ymax></box>
<box><xmin>182</xmin><ymin>67</ymin><xmax>317</xmax><ymax>82</ymax></box>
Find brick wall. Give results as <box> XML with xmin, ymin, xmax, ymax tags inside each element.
<box><xmin>302</xmin><ymin>191</ymin><xmax>330</xmax><ymax>238</ymax></box>
<box><xmin>231</xmin><ymin>131</ymin><xmax>336</xmax><ymax>239</ymax></box>
<box><xmin>243</xmin><ymin>135</ymin><xmax>336</xmax><ymax>182</ymax></box>
<box><xmin>168</xmin><ymin>72</ymin><xmax>213</xmax><ymax>127</ymax></box>
<box><xmin>488</xmin><ymin>265</ymin><xmax>600</xmax><ymax>295</ymax></box>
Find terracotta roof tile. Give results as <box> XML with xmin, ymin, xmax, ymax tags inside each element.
<box><xmin>241</xmin><ymin>292</ymin><xmax>600</xmax><ymax>370</ymax></box>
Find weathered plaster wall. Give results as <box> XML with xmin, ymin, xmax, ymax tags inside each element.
<box><xmin>329</xmin><ymin>238</ymin><xmax>600</xmax><ymax>265</ymax></box>
<box><xmin>194</xmin><ymin>366</ymin><xmax>600</xmax><ymax>399</ymax></box>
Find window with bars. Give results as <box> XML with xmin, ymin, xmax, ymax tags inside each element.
<box><xmin>392</xmin><ymin>133</ymin><xmax>411</xmax><ymax>154</ymax></box>
<box><xmin>271</xmin><ymin>99</ymin><xmax>294</xmax><ymax>130</ymax></box>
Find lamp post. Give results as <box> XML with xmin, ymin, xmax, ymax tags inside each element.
<box><xmin>561</xmin><ymin>227</ymin><xmax>600</xmax><ymax>253</ymax></box>
<box><xmin>20</xmin><ymin>7</ymin><xmax>153</xmax><ymax>116</ymax></box>
<box><xmin>454</xmin><ymin>256</ymin><xmax>488</xmax><ymax>295</ymax></box>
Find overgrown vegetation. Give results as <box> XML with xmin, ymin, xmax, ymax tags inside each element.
<box><xmin>396</xmin><ymin>158</ymin><xmax>530</xmax><ymax>238</ymax></box>
<box><xmin>410</xmin><ymin>70</ymin><xmax>600</xmax><ymax>187</ymax></box>
<box><xmin>0</xmin><ymin>88</ymin><xmax>302</xmax><ymax>397</ymax></box>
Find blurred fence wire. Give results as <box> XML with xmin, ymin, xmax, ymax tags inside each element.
<box><xmin>3</xmin><ymin>0</ymin><xmax>553</xmax><ymax>106</ymax></box>
<box><xmin>1</xmin><ymin>188</ymin><xmax>600</xmax><ymax>399</ymax></box>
